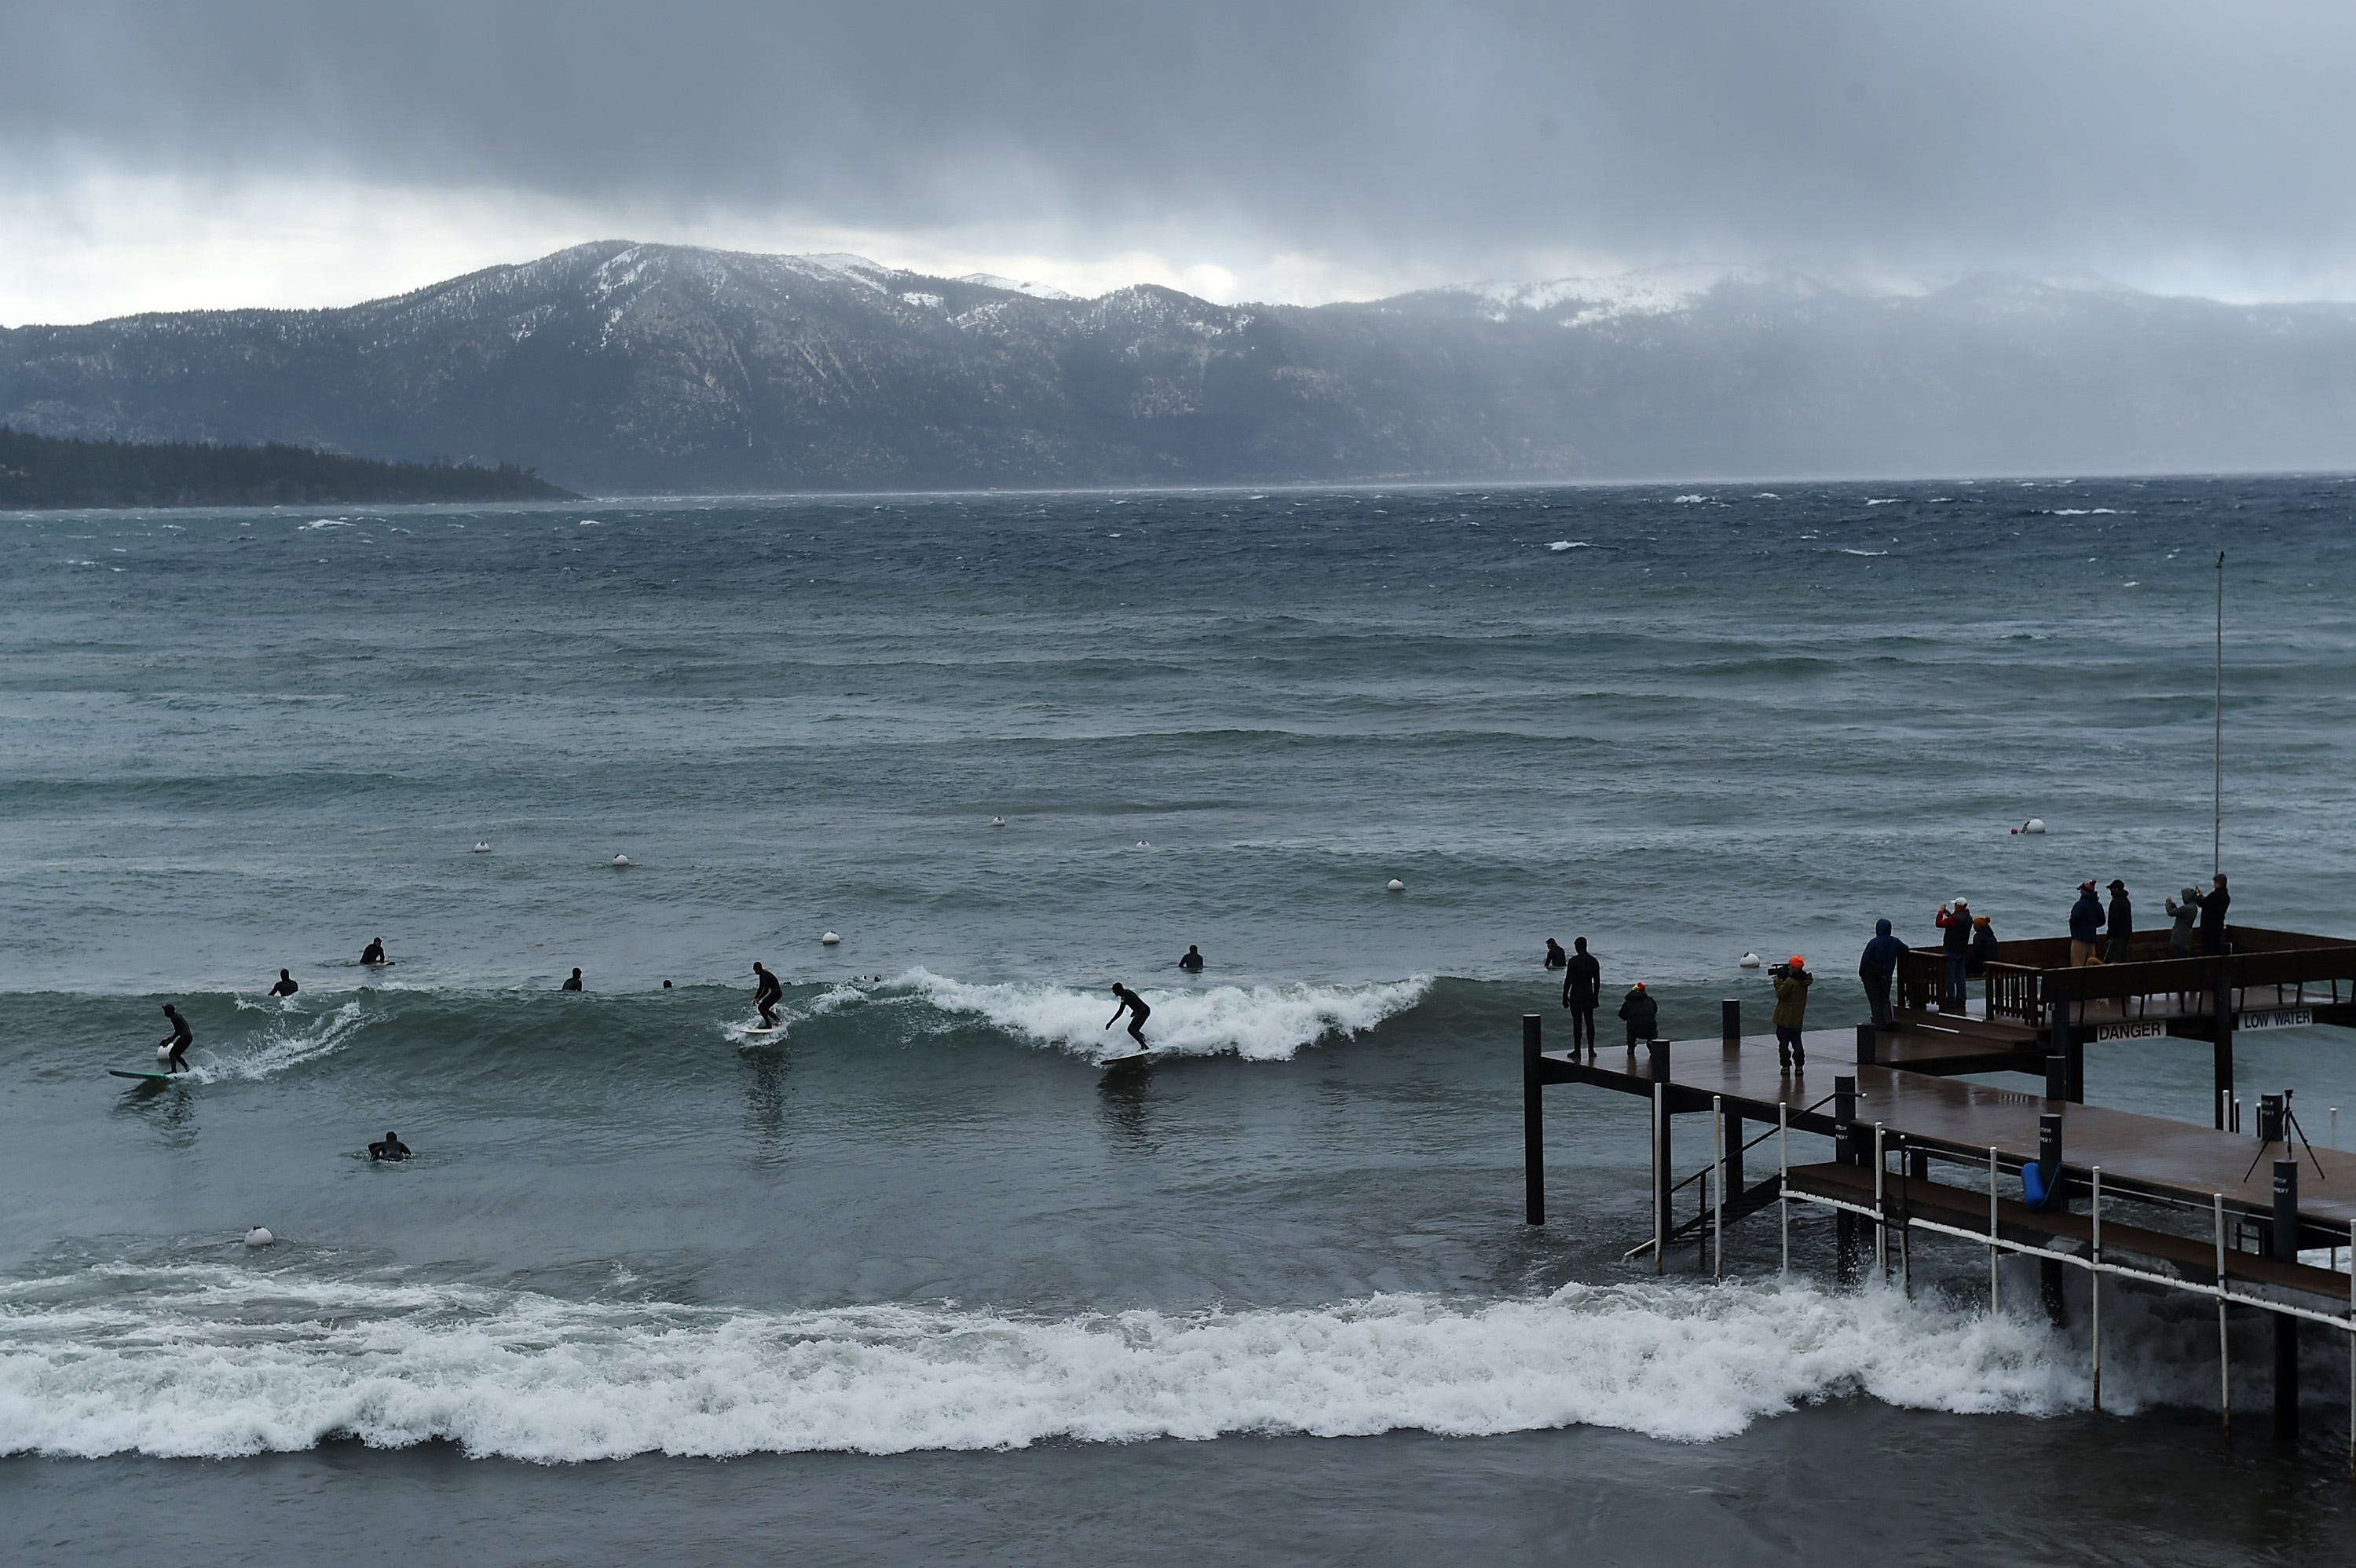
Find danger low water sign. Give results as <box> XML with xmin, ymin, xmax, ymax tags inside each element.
<box><xmin>2237</xmin><ymin>1008</ymin><xmax>2315</xmax><ymax>1032</ymax></box>
<box><xmin>2094</xmin><ymin>1020</ymin><xmax>2167</xmax><ymax>1041</ymax></box>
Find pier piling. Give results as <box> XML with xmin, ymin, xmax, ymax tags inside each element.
<box><xmin>1650</xmin><ymin>1039</ymin><xmax>1673</xmax><ymax>1275</ymax></box>
<box><xmin>2274</xmin><ymin>1157</ymin><xmax>2301</xmax><ymax>1441</ymax></box>
<box><xmin>1522</xmin><ymin>1014</ymin><xmax>1543</xmax><ymax>1225</ymax></box>
<box><xmin>1721</xmin><ymin>1000</ymin><xmax>1740</xmax><ymax>1051</ymax></box>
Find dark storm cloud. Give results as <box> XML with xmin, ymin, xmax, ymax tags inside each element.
<box><xmin>8</xmin><ymin>0</ymin><xmax>2354</xmax><ymax>280</ymax></box>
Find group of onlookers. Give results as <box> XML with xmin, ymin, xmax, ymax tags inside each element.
<box><xmin>1546</xmin><ymin>869</ymin><xmax>2237</xmax><ymax>1061</ymax></box>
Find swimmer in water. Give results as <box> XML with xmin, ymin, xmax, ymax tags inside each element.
<box><xmin>368</xmin><ymin>1131</ymin><xmax>412</xmax><ymax>1162</ymax></box>
<box><xmin>753</xmin><ymin>961</ymin><xmax>782</xmax><ymax>1026</ymax></box>
<box><xmin>268</xmin><ymin>968</ymin><xmax>299</xmax><ymax>998</ymax></box>
<box><xmin>158</xmin><ymin>1003</ymin><xmax>192</xmax><ymax>1073</ymax></box>
<box><xmin>1104</xmin><ymin>982</ymin><xmax>1151</xmax><ymax>1048</ymax></box>
<box><xmin>1178</xmin><ymin>945</ymin><xmax>1205</xmax><ymax>971</ymax></box>
<box><xmin>562</xmin><ymin>967</ymin><xmax>583</xmax><ymax>991</ymax></box>
<box><xmin>1544</xmin><ymin>938</ymin><xmax>1568</xmax><ymax>970</ymax></box>
<box><xmin>360</xmin><ymin>938</ymin><xmax>389</xmax><ymax>966</ymax></box>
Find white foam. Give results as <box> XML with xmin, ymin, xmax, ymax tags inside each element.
<box><xmin>1839</xmin><ymin>548</ymin><xmax>1890</xmax><ymax>557</ymax></box>
<box><xmin>1546</xmin><ymin>539</ymin><xmax>1590</xmax><ymax>551</ymax></box>
<box><xmin>187</xmin><ymin>1000</ymin><xmax>370</xmax><ymax>1083</ymax></box>
<box><xmin>0</xmin><ymin>1268</ymin><xmax>2086</xmax><ymax>1462</ymax></box>
<box><xmin>1670</xmin><ymin>494</ymin><xmax>1710</xmax><ymax>504</ymax></box>
<box><xmin>893</xmin><ymin>969</ymin><xmax>1426</xmax><ymax>1060</ymax></box>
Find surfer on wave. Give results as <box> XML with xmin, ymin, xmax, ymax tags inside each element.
<box><xmin>158</xmin><ymin>1003</ymin><xmax>192</xmax><ymax>1073</ymax></box>
<box><xmin>1105</xmin><ymin>982</ymin><xmax>1151</xmax><ymax>1049</ymax></box>
<box><xmin>753</xmin><ymin>961</ymin><xmax>782</xmax><ymax>1026</ymax></box>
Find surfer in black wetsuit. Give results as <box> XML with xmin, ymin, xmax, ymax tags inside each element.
<box><xmin>368</xmin><ymin>1131</ymin><xmax>412</xmax><ymax>1162</ymax></box>
<box><xmin>752</xmin><ymin>961</ymin><xmax>782</xmax><ymax>1025</ymax></box>
<box><xmin>562</xmin><ymin>967</ymin><xmax>584</xmax><ymax>991</ymax></box>
<box><xmin>268</xmin><ymin>969</ymin><xmax>299</xmax><ymax>997</ymax></box>
<box><xmin>360</xmin><ymin>938</ymin><xmax>388</xmax><ymax>967</ymax></box>
<box><xmin>1105</xmin><ymin>983</ymin><xmax>1151</xmax><ymax>1048</ymax></box>
<box><xmin>158</xmin><ymin>1003</ymin><xmax>192</xmax><ymax>1073</ymax></box>
<box><xmin>1178</xmin><ymin>945</ymin><xmax>1205</xmax><ymax>971</ymax></box>
<box><xmin>1545</xmin><ymin>938</ymin><xmax>1568</xmax><ymax>970</ymax></box>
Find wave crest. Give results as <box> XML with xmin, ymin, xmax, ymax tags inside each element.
<box><xmin>892</xmin><ymin>969</ymin><xmax>1428</xmax><ymax>1060</ymax></box>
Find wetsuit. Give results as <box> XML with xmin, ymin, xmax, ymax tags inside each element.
<box><xmin>1178</xmin><ymin>948</ymin><xmax>1205</xmax><ymax>971</ymax></box>
<box><xmin>159</xmin><ymin>1008</ymin><xmax>192</xmax><ymax>1072</ymax></box>
<box><xmin>1561</xmin><ymin>948</ymin><xmax>1601</xmax><ymax>1050</ymax></box>
<box><xmin>269</xmin><ymin>972</ymin><xmax>299</xmax><ymax>997</ymax></box>
<box><xmin>1544</xmin><ymin>941</ymin><xmax>1567</xmax><ymax>970</ymax></box>
<box><xmin>360</xmin><ymin>941</ymin><xmax>387</xmax><ymax>966</ymax></box>
<box><xmin>754</xmin><ymin>966</ymin><xmax>783</xmax><ymax>1025</ymax></box>
<box><xmin>369</xmin><ymin>1136</ymin><xmax>412</xmax><ymax>1162</ymax></box>
<box><xmin>562</xmin><ymin>970</ymin><xmax>583</xmax><ymax>992</ymax></box>
<box><xmin>1109</xmin><ymin>987</ymin><xmax>1150</xmax><ymax>1047</ymax></box>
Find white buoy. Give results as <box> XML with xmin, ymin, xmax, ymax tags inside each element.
<box><xmin>612</xmin><ymin>853</ymin><xmax>631</xmax><ymax>867</ymax></box>
<box><xmin>821</xmin><ymin>930</ymin><xmax>841</xmax><ymax>945</ymax></box>
<box><xmin>1136</xmin><ymin>839</ymin><xmax>1151</xmax><ymax>848</ymax></box>
<box><xmin>1740</xmin><ymin>952</ymin><xmax>1762</xmax><ymax>968</ymax></box>
<box><xmin>156</xmin><ymin>1044</ymin><xmax>174</xmax><ymax>1062</ymax></box>
<box><xmin>474</xmin><ymin>841</ymin><xmax>491</xmax><ymax>853</ymax></box>
<box><xmin>990</xmin><ymin>816</ymin><xmax>1005</xmax><ymax>828</ymax></box>
<box><xmin>243</xmin><ymin>1226</ymin><xmax>274</xmax><ymax>1248</ymax></box>
<box><xmin>1386</xmin><ymin>879</ymin><xmax>1406</xmax><ymax>892</ymax></box>
<box><xmin>2022</xmin><ymin>817</ymin><xmax>2047</xmax><ymax>835</ymax></box>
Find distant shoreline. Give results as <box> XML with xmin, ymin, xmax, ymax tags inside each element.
<box><xmin>0</xmin><ymin>426</ymin><xmax>576</xmax><ymax>510</ymax></box>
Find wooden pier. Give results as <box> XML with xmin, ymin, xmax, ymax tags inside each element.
<box><xmin>1523</xmin><ymin>926</ymin><xmax>2356</xmax><ymax>1453</ymax></box>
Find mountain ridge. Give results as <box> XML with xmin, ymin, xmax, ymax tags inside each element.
<box><xmin>6</xmin><ymin>240</ymin><xmax>2356</xmax><ymax>493</ymax></box>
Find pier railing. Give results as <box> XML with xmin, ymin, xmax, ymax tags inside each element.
<box><xmin>1897</xmin><ymin>927</ymin><xmax>2356</xmax><ymax>1030</ymax></box>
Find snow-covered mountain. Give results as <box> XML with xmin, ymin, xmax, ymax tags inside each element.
<box><xmin>5</xmin><ymin>241</ymin><xmax>2355</xmax><ymax>492</ymax></box>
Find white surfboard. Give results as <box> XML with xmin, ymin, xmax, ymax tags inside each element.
<box><xmin>1099</xmin><ymin>1047</ymin><xmax>1158</xmax><ymax>1067</ymax></box>
<box><xmin>739</xmin><ymin>1025</ymin><xmax>787</xmax><ymax>1040</ymax></box>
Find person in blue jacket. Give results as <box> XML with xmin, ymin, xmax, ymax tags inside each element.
<box><xmin>1858</xmin><ymin>919</ymin><xmax>1905</xmax><ymax>1029</ymax></box>
<box><xmin>2069</xmin><ymin>880</ymin><xmax>2105</xmax><ymax>966</ymax></box>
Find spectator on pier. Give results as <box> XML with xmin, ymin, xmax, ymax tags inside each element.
<box><xmin>1934</xmin><ymin>897</ymin><xmax>1971</xmax><ymax>1011</ymax></box>
<box><xmin>1771</xmin><ymin>956</ymin><xmax>1811</xmax><ymax>1069</ymax></box>
<box><xmin>1561</xmin><ymin>937</ymin><xmax>1601</xmax><ymax>1052</ymax></box>
<box><xmin>1617</xmin><ymin>981</ymin><xmax>1657</xmax><ymax>1048</ymax></box>
<box><xmin>2104</xmin><ymin>880</ymin><xmax>2134</xmax><ymax>964</ymax></box>
<box><xmin>2165</xmin><ymin>887</ymin><xmax>2202</xmax><ymax>959</ymax></box>
<box><xmin>1967</xmin><ymin>914</ymin><xmax>1999</xmax><ymax>978</ymax></box>
<box><xmin>2199</xmin><ymin>873</ymin><xmax>2231</xmax><ymax>954</ymax></box>
<box><xmin>1858</xmin><ymin>919</ymin><xmax>1904</xmax><ymax>1030</ymax></box>
<box><xmin>2069</xmin><ymin>880</ymin><xmax>2105</xmax><ymax>966</ymax></box>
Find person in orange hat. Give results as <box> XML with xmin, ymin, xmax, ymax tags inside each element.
<box><xmin>1770</xmin><ymin>955</ymin><xmax>1812</xmax><ymax>1069</ymax></box>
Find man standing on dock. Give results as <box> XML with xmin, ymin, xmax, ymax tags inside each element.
<box><xmin>2199</xmin><ymin>873</ymin><xmax>2231</xmax><ymax>954</ymax></box>
<box><xmin>2104</xmin><ymin>880</ymin><xmax>2134</xmax><ymax>963</ymax></box>
<box><xmin>1771</xmin><ymin>957</ymin><xmax>1811</xmax><ymax>1069</ymax></box>
<box><xmin>1560</xmin><ymin>936</ymin><xmax>1601</xmax><ymax>1051</ymax></box>
<box><xmin>1858</xmin><ymin>919</ymin><xmax>1904</xmax><ymax>1029</ymax></box>
<box><xmin>2069</xmin><ymin>880</ymin><xmax>2105</xmax><ymax>966</ymax></box>
<box><xmin>1934</xmin><ymin>897</ymin><xmax>1971</xmax><ymax>1011</ymax></box>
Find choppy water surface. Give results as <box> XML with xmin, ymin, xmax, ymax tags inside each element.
<box><xmin>4</xmin><ymin>477</ymin><xmax>2355</xmax><ymax>1563</ymax></box>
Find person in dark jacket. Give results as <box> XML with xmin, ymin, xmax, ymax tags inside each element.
<box><xmin>2069</xmin><ymin>881</ymin><xmax>2105</xmax><ymax>966</ymax></box>
<box><xmin>1933</xmin><ymin>897</ymin><xmax>1971</xmax><ymax>1011</ymax></box>
<box><xmin>2164</xmin><ymin>887</ymin><xmax>2201</xmax><ymax>958</ymax></box>
<box><xmin>2199</xmin><ymin>873</ymin><xmax>2231</xmax><ymax>954</ymax></box>
<box><xmin>1560</xmin><ymin>937</ymin><xmax>1602</xmax><ymax>1051</ymax></box>
<box><xmin>1858</xmin><ymin>919</ymin><xmax>1904</xmax><ymax>1029</ymax></box>
<box><xmin>2103</xmin><ymin>880</ymin><xmax>2134</xmax><ymax>964</ymax></box>
<box><xmin>1967</xmin><ymin>915</ymin><xmax>1999</xmax><ymax>977</ymax></box>
<box><xmin>1617</xmin><ymin>981</ymin><xmax>1657</xmax><ymax>1048</ymax></box>
<box><xmin>1771</xmin><ymin>956</ymin><xmax>1811</xmax><ymax>1069</ymax></box>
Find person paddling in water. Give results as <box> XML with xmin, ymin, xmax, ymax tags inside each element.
<box><xmin>752</xmin><ymin>961</ymin><xmax>782</xmax><ymax>1026</ymax></box>
<box><xmin>360</xmin><ymin>937</ymin><xmax>390</xmax><ymax>967</ymax></box>
<box><xmin>1105</xmin><ymin>982</ymin><xmax>1151</xmax><ymax>1049</ymax></box>
<box><xmin>158</xmin><ymin>1003</ymin><xmax>192</xmax><ymax>1073</ymax></box>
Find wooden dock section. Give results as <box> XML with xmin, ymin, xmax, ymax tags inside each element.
<box><xmin>1520</xmin><ymin>923</ymin><xmax>2356</xmax><ymax>1453</ymax></box>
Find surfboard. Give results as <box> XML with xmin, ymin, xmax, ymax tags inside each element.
<box><xmin>1099</xmin><ymin>1048</ymin><xmax>1158</xmax><ymax>1067</ymax></box>
<box><xmin>740</xmin><ymin>1025</ymin><xmax>787</xmax><ymax>1040</ymax></box>
<box><xmin>108</xmin><ymin>1069</ymin><xmax>177</xmax><ymax>1081</ymax></box>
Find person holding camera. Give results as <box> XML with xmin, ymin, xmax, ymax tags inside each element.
<box><xmin>1771</xmin><ymin>956</ymin><xmax>1811</xmax><ymax>1069</ymax></box>
<box><xmin>1933</xmin><ymin>896</ymin><xmax>1971</xmax><ymax>1012</ymax></box>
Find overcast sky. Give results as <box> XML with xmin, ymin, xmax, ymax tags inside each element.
<box><xmin>5</xmin><ymin>0</ymin><xmax>2354</xmax><ymax>325</ymax></box>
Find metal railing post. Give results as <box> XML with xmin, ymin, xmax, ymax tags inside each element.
<box><xmin>2091</xmin><ymin>1166</ymin><xmax>2104</xmax><ymax>1413</ymax></box>
<box><xmin>1874</xmin><ymin>1123</ymin><xmax>1888</xmax><ymax>1281</ymax></box>
<box><xmin>2216</xmin><ymin>1193</ymin><xmax>2231</xmax><ymax>1435</ymax></box>
<box><xmin>1712</xmin><ymin>1094</ymin><xmax>1725</xmax><ymax>1281</ymax></box>
<box><xmin>1988</xmin><ymin>1145</ymin><xmax>2001</xmax><ymax>1314</ymax></box>
<box><xmin>1778</xmin><ymin>1101</ymin><xmax>1791</xmax><ymax>1274</ymax></box>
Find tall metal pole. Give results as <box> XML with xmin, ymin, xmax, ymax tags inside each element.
<box><xmin>2215</xmin><ymin>550</ymin><xmax>2225</xmax><ymax>877</ymax></box>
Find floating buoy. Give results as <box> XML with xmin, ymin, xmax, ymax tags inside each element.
<box><xmin>612</xmin><ymin>853</ymin><xmax>631</xmax><ymax>867</ymax></box>
<box><xmin>1136</xmin><ymin>840</ymin><xmax>1151</xmax><ymax>849</ymax></box>
<box><xmin>474</xmin><ymin>841</ymin><xmax>491</xmax><ymax>853</ymax></box>
<box><xmin>2019</xmin><ymin>818</ymin><xmax>2047</xmax><ymax>835</ymax></box>
<box><xmin>820</xmin><ymin>930</ymin><xmax>841</xmax><ymax>945</ymax></box>
<box><xmin>990</xmin><ymin>816</ymin><xmax>1006</xmax><ymax>828</ymax></box>
<box><xmin>1386</xmin><ymin>879</ymin><xmax>1406</xmax><ymax>892</ymax></box>
<box><xmin>1740</xmin><ymin>952</ymin><xmax>1762</xmax><ymax>968</ymax></box>
<box><xmin>243</xmin><ymin>1226</ymin><xmax>274</xmax><ymax>1248</ymax></box>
